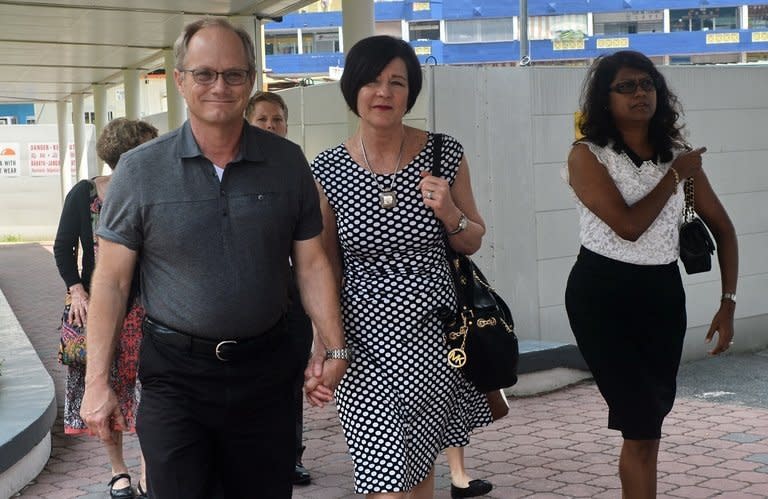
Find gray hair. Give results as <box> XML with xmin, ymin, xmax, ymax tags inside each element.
<box><xmin>174</xmin><ymin>17</ymin><xmax>256</xmax><ymax>75</ymax></box>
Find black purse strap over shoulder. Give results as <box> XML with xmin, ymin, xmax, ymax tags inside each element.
<box><xmin>431</xmin><ymin>132</ymin><xmax>444</xmax><ymax>177</ymax></box>
<box><xmin>430</xmin><ymin>132</ymin><xmax>473</xmax><ymax>308</ymax></box>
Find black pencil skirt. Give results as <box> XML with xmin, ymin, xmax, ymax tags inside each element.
<box><xmin>565</xmin><ymin>246</ymin><xmax>687</xmax><ymax>440</ymax></box>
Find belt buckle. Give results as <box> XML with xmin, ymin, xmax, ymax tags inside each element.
<box><xmin>215</xmin><ymin>340</ymin><xmax>237</xmax><ymax>361</ymax></box>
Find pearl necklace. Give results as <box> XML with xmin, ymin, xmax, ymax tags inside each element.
<box><xmin>360</xmin><ymin>132</ymin><xmax>405</xmax><ymax>209</ymax></box>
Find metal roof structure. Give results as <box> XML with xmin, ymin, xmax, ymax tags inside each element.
<box><xmin>0</xmin><ymin>0</ymin><xmax>317</xmax><ymax>104</ymax></box>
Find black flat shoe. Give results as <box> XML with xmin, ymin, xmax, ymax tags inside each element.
<box><xmin>293</xmin><ymin>463</ymin><xmax>311</xmax><ymax>486</ymax></box>
<box><xmin>108</xmin><ymin>473</ymin><xmax>135</xmax><ymax>499</ymax></box>
<box><xmin>451</xmin><ymin>479</ymin><xmax>493</xmax><ymax>498</ymax></box>
<box><xmin>136</xmin><ymin>481</ymin><xmax>148</xmax><ymax>498</ymax></box>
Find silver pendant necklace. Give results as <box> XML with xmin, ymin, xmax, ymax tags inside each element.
<box><xmin>360</xmin><ymin>131</ymin><xmax>405</xmax><ymax>209</ymax></box>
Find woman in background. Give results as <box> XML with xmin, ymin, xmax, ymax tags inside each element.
<box><xmin>54</xmin><ymin>118</ymin><xmax>158</xmax><ymax>499</ymax></box>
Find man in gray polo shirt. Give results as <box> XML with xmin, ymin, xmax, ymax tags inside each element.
<box><xmin>79</xmin><ymin>17</ymin><xmax>347</xmax><ymax>499</ymax></box>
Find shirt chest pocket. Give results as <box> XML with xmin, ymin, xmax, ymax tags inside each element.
<box><xmin>228</xmin><ymin>191</ymin><xmax>293</xmax><ymax>236</ymax></box>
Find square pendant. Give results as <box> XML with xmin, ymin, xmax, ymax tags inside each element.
<box><xmin>379</xmin><ymin>191</ymin><xmax>397</xmax><ymax>209</ymax></box>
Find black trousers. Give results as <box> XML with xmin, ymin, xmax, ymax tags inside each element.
<box><xmin>136</xmin><ymin>322</ymin><xmax>297</xmax><ymax>499</ymax></box>
<box><xmin>286</xmin><ymin>274</ymin><xmax>313</xmax><ymax>459</ymax></box>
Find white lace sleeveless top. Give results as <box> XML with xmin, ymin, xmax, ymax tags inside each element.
<box><xmin>567</xmin><ymin>141</ymin><xmax>685</xmax><ymax>265</ymax></box>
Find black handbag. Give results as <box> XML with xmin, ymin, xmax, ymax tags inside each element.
<box><xmin>679</xmin><ymin>179</ymin><xmax>715</xmax><ymax>274</ymax></box>
<box><xmin>432</xmin><ymin>134</ymin><xmax>519</xmax><ymax>392</ymax></box>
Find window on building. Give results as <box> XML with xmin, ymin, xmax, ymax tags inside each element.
<box><xmin>26</xmin><ymin>116</ymin><xmax>36</xmax><ymax>124</ymax></box>
<box><xmin>593</xmin><ymin>10</ymin><xmax>664</xmax><ymax>35</ymax></box>
<box><xmin>445</xmin><ymin>18</ymin><xmax>515</xmax><ymax>43</ymax></box>
<box><xmin>409</xmin><ymin>21</ymin><xmax>440</xmax><ymax>41</ymax></box>
<box><xmin>691</xmin><ymin>52</ymin><xmax>741</xmax><ymax>64</ymax></box>
<box><xmin>376</xmin><ymin>21</ymin><xmax>402</xmax><ymax>38</ymax></box>
<box><xmin>670</xmin><ymin>7</ymin><xmax>739</xmax><ymax>32</ymax></box>
<box><xmin>302</xmin><ymin>30</ymin><xmax>339</xmax><ymax>53</ymax></box>
<box><xmin>749</xmin><ymin>5</ymin><xmax>768</xmax><ymax>28</ymax></box>
<box><xmin>528</xmin><ymin>14</ymin><xmax>588</xmax><ymax>40</ymax></box>
<box><xmin>265</xmin><ymin>33</ymin><xmax>299</xmax><ymax>55</ymax></box>
<box><xmin>746</xmin><ymin>52</ymin><xmax>768</xmax><ymax>62</ymax></box>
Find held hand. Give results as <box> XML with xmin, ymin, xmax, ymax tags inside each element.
<box><xmin>303</xmin><ymin>351</ymin><xmax>326</xmax><ymax>406</ymax></box>
<box><xmin>705</xmin><ymin>302</ymin><xmax>735</xmax><ymax>355</ymax></box>
<box><xmin>80</xmin><ymin>383</ymin><xmax>126</xmax><ymax>443</ymax></box>
<box><xmin>304</xmin><ymin>357</ymin><xmax>348</xmax><ymax>408</ymax></box>
<box><xmin>67</xmin><ymin>285</ymin><xmax>89</xmax><ymax>327</ymax></box>
<box><xmin>418</xmin><ymin>171</ymin><xmax>457</xmax><ymax>221</ymax></box>
<box><xmin>672</xmin><ymin>147</ymin><xmax>707</xmax><ymax>180</ymax></box>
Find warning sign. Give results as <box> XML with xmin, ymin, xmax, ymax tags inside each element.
<box><xmin>28</xmin><ymin>142</ymin><xmax>76</xmax><ymax>176</ymax></box>
<box><xmin>0</xmin><ymin>143</ymin><xmax>20</xmax><ymax>176</ymax></box>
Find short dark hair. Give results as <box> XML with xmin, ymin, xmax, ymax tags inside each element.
<box><xmin>96</xmin><ymin>118</ymin><xmax>159</xmax><ymax>169</ymax></box>
<box><xmin>578</xmin><ymin>50</ymin><xmax>685</xmax><ymax>162</ymax></box>
<box><xmin>174</xmin><ymin>17</ymin><xmax>256</xmax><ymax>75</ymax></box>
<box><xmin>340</xmin><ymin>35</ymin><xmax>422</xmax><ymax>116</ymax></box>
<box><xmin>246</xmin><ymin>91</ymin><xmax>288</xmax><ymax>121</ymax></box>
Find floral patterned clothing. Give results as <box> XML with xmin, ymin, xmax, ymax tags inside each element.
<box><xmin>63</xmin><ymin>180</ymin><xmax>144</xmax><ymax>434</ymax></box>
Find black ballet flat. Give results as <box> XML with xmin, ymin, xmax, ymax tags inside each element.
<box><xmin>451</xmin><ymin>479</ymin><xmax>493</xmax><ymax>498</ymax></box>
<box><xmin>108</xmin><ymin>473</ymin><xmax>135</xmax><ymax>499</ymax></box>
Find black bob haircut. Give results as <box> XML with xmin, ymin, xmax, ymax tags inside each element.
<box><xmin>340</xmin><ymin>35</ymin><xmax>422</xmax><ymax>116</ymax></box>
<box><xmin>578</xmin><ymin>50</ymin><xmax>686</xmax><ymax>163</ymax></box>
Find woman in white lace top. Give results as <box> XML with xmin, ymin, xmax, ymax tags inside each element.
<box><xmin>565</xmin><ymin>50</ymin><xmax>738</xmax><ymax>498</ymax></box>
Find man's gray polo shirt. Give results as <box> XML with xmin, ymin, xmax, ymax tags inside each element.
<box><xmin>97</xmin><ymin>120</ymin><xmax>322</xmax><ymax>339</ymax></box>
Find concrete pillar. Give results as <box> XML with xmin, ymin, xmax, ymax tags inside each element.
<box><xmin>255</xmin><ymin>19</ymin><xmax>267</xmax><ymax>92</ymax></box>
<box><xmin>230</xmin><ymin>16</ymin><xmax>265</xmax><ymax>93</ymax></box>
<box><xmin>587</xmin><ymin>12</ymin><xmax>594</xmax><ymax>37</ymax></box>
<box><xmin>71</xmin><ymin>94</ymin><xmax>87</xmax><ymax>182</ymax></box>
<box><xmin>92</xmin><ymin>85</ymin><xmax>109</xmax><ymax>176</ymax></box>
<box><xmin>342</xmin><ymin>0</ymin><xmax>374</xmax><ymax>136</ymax></box>
<box><xmin>740</xmin><ymin>5</ymin><xmax>749</xmax><ymax>30</ymax></box>
<box><xmin>663</xmin><ymin>9</ymin><xmax>671</xmax><ymax>33</ymax></box>
<box><xmin>297</xmin><ymin>28</ymin><xmax>304</xmax><ymax>54</ymax></box>
<box><xmin>56</xmin><ymin>101</ymin><xmax>72</xmax><ymax>202</ymax></box>
<box><xmin>342</xmin><ymin>0</ymin><xmax>374</xmax><ymax>52</ymax></box>
<box><xmin>93</xmin><ymin>85</ymin><xmax>108</xmax><ymax>139</ymax></box>
<box><xmin>164</xmin><ymin>49</ymin><xmax>186</xmax><ymax>130</ymax></box>
<box><xmin>122</xmin><ymin>69</ymin><xmax>141</xmax><ymax>120</ymax></box>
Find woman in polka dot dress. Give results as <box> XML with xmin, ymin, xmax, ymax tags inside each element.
<box><xmin>310</xmin><ymin>35</ymin><xmax>493</xmax><ymax>498</ymax></box>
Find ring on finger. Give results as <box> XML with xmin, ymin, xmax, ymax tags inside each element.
<box><xmin>426</xmin><ymin>190</ymin><xmax>434</xmax><ymax>200</ymax></box>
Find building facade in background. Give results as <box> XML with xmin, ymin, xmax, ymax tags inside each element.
<box><xmin>264</xmin><ymin>0</ymin><xmax>768</xmax><ymax>76</ymax></box>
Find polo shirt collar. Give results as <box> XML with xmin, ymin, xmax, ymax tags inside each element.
<box><xmin>178</xmin><ymin>120</ymin><xmax>266</xmax><ymax>164</ymax></box>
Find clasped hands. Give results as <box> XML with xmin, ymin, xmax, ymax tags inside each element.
<box><xmin>304</xmin><ymin>353</ymin><xmax>347</xmax><ymax>408</ymax></box>
<box><xmin>67</xmin><ymin>283</ymin><xmax>89</xmax><ymax>327</ymax></box>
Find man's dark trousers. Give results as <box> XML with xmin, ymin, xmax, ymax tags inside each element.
<box><xmin>136</xmin><ymin>323</ymin><xmax>297</xmax><ymax>499</ymax></box>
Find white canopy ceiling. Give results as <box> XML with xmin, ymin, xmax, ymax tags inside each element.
<box><xmin>0</xmin><ymin>0</ymin><xmax>316</xmax><ymax>103</ymax></box>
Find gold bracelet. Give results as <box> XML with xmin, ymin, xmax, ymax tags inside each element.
<box><xmin>669</xmin><ymin>167</ymin><xmax>680</xmax><ymax>193</ymax></box>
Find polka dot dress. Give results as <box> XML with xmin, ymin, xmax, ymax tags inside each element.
<box><xmin>312</xmin><ymin>133</ymin><xmax>492</xmax><ymax>494</ymax></box>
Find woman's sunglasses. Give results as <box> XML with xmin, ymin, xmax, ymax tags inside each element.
<box><xmin>610</xmin><ymin>78</ymin><xmax>657</xmax><ymax>94</ymax></box>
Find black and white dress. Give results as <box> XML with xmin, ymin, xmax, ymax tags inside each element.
<box><xmin>312</xmin><ymin>133</ymin><xmax>492</xmax><ymax>494</ymax></box>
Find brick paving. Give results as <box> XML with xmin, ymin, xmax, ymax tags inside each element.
<box><xmin>3</xmin><ymin>242</ymin><xmax>768</xmax><ymax>498</ymax></box>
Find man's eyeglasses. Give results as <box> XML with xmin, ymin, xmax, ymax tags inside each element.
<box><xmin>180</xmin><ymin>68</ymin><xmax>251</xmax><ymax>86</ymax></box>
<box><xmin>610</xmin><ymin>78</ymin><xmax>657</xmax><ymax>95</ymax></box>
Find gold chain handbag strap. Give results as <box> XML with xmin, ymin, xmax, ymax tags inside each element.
<box><xmin>683</xmin><ymin>178</ymin><xmax>695</xmax><ymax>222</ymax></box>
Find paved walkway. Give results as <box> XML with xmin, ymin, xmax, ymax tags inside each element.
<box><xmin>3</xmin><ymin>242</ymin><xmax>768</xmax><ymax>498</ymax></box>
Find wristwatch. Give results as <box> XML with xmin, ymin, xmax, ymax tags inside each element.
<box><xmin>721</xmin><ymin>293</ymin><xmax>736</xmax><ymax>303</ymax></box>
<box><xmin>447</xmin><ymin>212</ymin><xmax>468</xmax><ymax>236</ymax></box>
<box><xmin>326</xmin><ymin>347</ymin><xmax>353</xmax><ymax>362</ymax></box>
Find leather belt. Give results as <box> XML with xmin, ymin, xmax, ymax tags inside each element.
<box><xmin>142</xmin><ymin>316</ymin><xmax>285</xmax><ymax>362</ymax></box>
